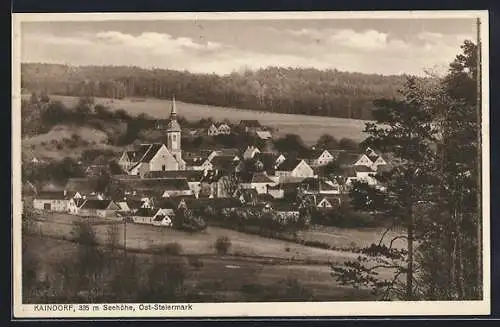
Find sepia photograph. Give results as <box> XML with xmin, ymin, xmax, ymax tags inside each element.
<box><xmin>12</xmin><ymin>11</ymin><xmax>490</xmax><ymax>318</ymax></box>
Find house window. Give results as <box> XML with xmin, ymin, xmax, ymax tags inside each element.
<box><xmin>162</xmin><ymin>165</ymin><xmax>166</xmax><ymax>171</ymax></box>
<box><xmin>173</xmin><ymin>134</ymin><xmax>177</xmax><ymax>142</ymax></box>
<box><xmin>44</xmin><ymin>203</ymin><xmax>51</xmax><ymax>210</ymax></box>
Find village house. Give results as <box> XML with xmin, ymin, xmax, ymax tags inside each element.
<box><xmin>302</xmin><ymin>149</ymin><xmax>337</xmax><ymax>167</ymax></box>
<box><xmin>240</xmin><ymin>172</ymin><xmax>277</xmax><ymax>194</ymax></box>
<box><xmin>239</xmin><ymin>120</ymin><xmax>262</xmax><ymax>134</ymax></box>
<box><xmin>316</xmin><ymin>195</ymin><xmax>342</xmax><ymax>210</ymax></box>
<box><xmin>243</xmin><ymin>145</ymin><xmax>261</xmax><ymax>160</ymax></box>
<box><xmin>217</xmin><ymin>123</ymin><xmax>231</xmax><ymax>135</ymax></box>
<box><xmin>131</xmin><ymin>207</ymin><xmax>174</xmax><ymax>227</ymax></box>
<box><xmin>68</xmin><ymin>197</ymin><xmax>86</xmax><ymax>215</ymax></box>
<box><xmin>207</xmin><ymin>123</ymin><xmax>219</xmax><ymax>136</ymax></box>
<box><xmin>144</xmin><ymin>170</ymin><xmax>204</xmax><ymax>198</ymax></box>
<box><xmin>33</xmin><ymin>191</ymin><xmax>69</xmax><ymax>212</ymax></box>
<box><xmin>256</xmin><ymin>130</ymin><xmax>272</xmax><ymax>141</ymax></box>
<box><xmin>118</xmin><ymin>96</ymin><xmax>186</xmax><ymax>176</ymax></box>
<box><xmin>266</xmin><ymin>184</ymin><xmax>285</xmax><ymax>199</ymax></box>
<box><xmin>233</xmin><ymin>188</ymin><xmax>259</xmax><ymax>205</ymax></box>
<box><xmin>78</xmin><ymin>199</ymin><xmax>121</xmax><ymax>218</ymax></box>
<box><xmin>275</xmin><ymin>158</ymin><xmax>315</xmax><ymax>181</ymax></box>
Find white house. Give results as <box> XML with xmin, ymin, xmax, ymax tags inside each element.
<box><xmin>217</xmin><ymin>123</ymin><xmax>231</xmax><ymax>135</ymax></box>
<box><xmin>207</xmin><ymin>124</ymin><xmax>219</xmax><ymax>136</ymax></box>
<box><xmin>243</xmin><ymin>145</ymin><xmax>261</xmax><ymax>160</ymax></box>
<box><xmin>316</xmin><ymin>195</ymin><xmax>342</xmax><ymax>209</ymax></box>
<box><xmin>275</xmin><ymin>158</ymin><xmax>315</xmax><ymax>180</ymax></box>
<box><xmin>33</xmin><ymin>191</ymin><xmax>69</xmax><ymax>212</ymax></box>
<box><xmin>131</xmin><ymin>208</ymin><xmax>174</xmax><ymax>227</ymax></box>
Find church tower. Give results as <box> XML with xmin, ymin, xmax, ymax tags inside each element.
<box><xmin>166</xmin><ymin>95</ymin><xmax>182</xmax><ymax>162</ymax></box>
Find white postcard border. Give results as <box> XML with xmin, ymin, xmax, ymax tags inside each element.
<box><xmin>11</xmin><ymin>10</ymin><xmax>491</xmax><ymax>318</ymax></box>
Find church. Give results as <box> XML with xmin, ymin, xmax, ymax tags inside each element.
<box><xmin>118</xmin><ymin>96</ymin><xmax>186</xmax><ymax>177</ymax></box>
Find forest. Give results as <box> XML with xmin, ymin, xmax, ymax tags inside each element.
<box><xmin>21</xmin><ymin>63</ymin><xmax>411</xmax><ymax>120</ymax></box>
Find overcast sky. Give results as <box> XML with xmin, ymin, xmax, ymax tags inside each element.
<box><xmin>20</xmin><ymin>18</ymin><xmax>476</xmax><ymax>77</ymax></box>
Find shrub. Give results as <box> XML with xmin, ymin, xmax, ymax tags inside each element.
<box><xmin>159</xmin><ymin>242</ymin><xmax>183</xmax><ymax>255</ymax></box>
<box><xmin>188</xmin><ymin>256</ymin><xmax>204</xmax><ymax>269</ymax></box>
<box><xmin>215</xmin><ymin>236</ymin><xmax>231</xmax><ymax>255</ymax></box>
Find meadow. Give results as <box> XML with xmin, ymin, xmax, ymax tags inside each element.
<box><xmin>47</xmin><ymin>95</ymin><xmax>369</xmax><ymax>145</ymax></box>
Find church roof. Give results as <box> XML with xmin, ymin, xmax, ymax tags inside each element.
<box><xmin>140</xmin><ymin>143</ymin><xmax>165</xmax><ymax>162</ymax></box>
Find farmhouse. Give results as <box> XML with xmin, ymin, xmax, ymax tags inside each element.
<box><xmin>118</xmin><ymin>96</ymin><xmax>186</xmax><ymax>175</ymax></box>
<box><xmin>131</xmin><ymin>208</ymin><xmax>174</xmax><ymax>227</ymax></box>
<box><xmin>33</xmin><ymin>191</ymin><xmax>69</xmax><ymax>212</ymax></box>
<box><xmin>239</xmin><ymin>120</ymin><xmax>261</xmax><ymax>134</ymax></box>
<box><xmin>256</xmin><ymin>130</ymin><xmax>272</xmax><ymax>140</ymax></box>
<box><xmin>303</xmin><ymin>149</ymin><xmax>336</xmax><ymax>167</ymax></box>
<box><xmin>144</xmin><ymin>170</ymin><xmax>204</xmax><ymax>198</ymax></box>
<box><xmin>207</xmin><ymin>124</ymin><xmax>219</xmax><ymax>136</ymax></box>
<box><xmin>275</xmin><ymin>158</ymin><xmax>315</xmax><ymax>180</ymax></box>
<box><xmin>68</xmin><ymin>197</ymin><xmax>86</xmax><ymax>215</ymax></box>
<box><xmin>243</xmin><ymin>145</ymin><xmax>261</xmax><ymax>160</ymax></box>
<box><xmin>316</xmin><ymin>195</ymin><xmax>342</xmax><ymax>209</ymax></box>
<box><xmin>240</xmin><ymin>172</ymin><xmax>276</xmax><ymax>194</ymax></box>
<box><xmin>217</xmin><ymin>123</ymin><xmax>231</xmax><ymax>135</ymax></box>
<box><xmin>78</xmin><ymin>199</ymin><xmax>121</xmax><ymax>218</ymax></box>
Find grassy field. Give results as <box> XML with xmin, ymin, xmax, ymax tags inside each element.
<box><xmin>47</xmin><ymin>95</ymin><xmax>369</xmax><ymax>145</ymax></box>
<box><xmin>25</xmin><ymin>235</ymin><xmax>375</xmax><ymax>302</ymax></box>
<box><xmin>34</xmin><ymin>212</ymin><xmax>362</xmax><ymax>264</ymax></box>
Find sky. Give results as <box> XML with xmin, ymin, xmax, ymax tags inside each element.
<box><xmin>20</xmin><ymin>18</ymin><xmax>477</xmax><ymax>77</ymax></box>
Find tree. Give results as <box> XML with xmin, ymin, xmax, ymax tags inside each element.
<box><xmin>315</xmin><ymin>134</ymin><xmax>339</xmax><ymax>149</ymax></box>
<box><xmin>332</xmin><ymin>76</ymin><xmax>437</xmax><ymax>300</ymax></box>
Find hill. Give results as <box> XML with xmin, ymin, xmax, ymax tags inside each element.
<box><xmin>21</xmin><ymin>63</ymin><xmax>408</xmax><ymax>121</ymax></box>
<box><xmin>44</xmin><ymin>94</ymin><xmax>369</xmax><ymax>144</ymax></box>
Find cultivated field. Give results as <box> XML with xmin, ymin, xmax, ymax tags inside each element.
<box><xmin>46</xmin><ymin>95</ymin><xmax>369</xmax><ymax>144</ymax></box>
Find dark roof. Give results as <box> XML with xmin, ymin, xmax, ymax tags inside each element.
<box><xmin>240</xmin><ymin>120</ymin><xmax>261</xmax><ymax>127</ymax></box>
<box><xmin>319</xmin><ymin>179</ymin><xmax>339</xmax><ymax>190</ymax></box>
<box><xmin>134</xmin><ymin>207</ymin><xmax>161</xmax><ymax>217</ymax></box>
<box><xmin>376</xmin><ymin>164</ymin><xmax>393</xmax><ymax>173</ymax></box>
<box><xmin>214</xmin><ymin>148</ymin><xmax>240</xmax><ymax>157</ymax></box>
<box><xmin>341</xmin><ymin>166</ymin><xmax>357</xmax><ymax>178</ymax></box>
<box><xmin>80</xmin><ymin>199</ymin><xmax>116</xmax><ymax>210</ymax></box>
<box><xmin>184</xmin><ymin>157</ymin><xmax>207</xmax><ymax>166</ymax></box>
<box><xmin>254</xmin><ymin>152</ymin><xmax>278</xmax><ymax>171</ymax></box>
<box><xmin>153</xmin><ymin>198</ymin><xmax>181</xmax><ymax>210</ymax></box>
<box><xmin>72</xmin><ymin>198</ymin><xmax>86</xmax><ymax>207</ymax></box>
<box><xmin>144</xmin><ymin>170</ymin><xmax>204</xmax><ymax>182</ymax></box>
<box><xmin>115</xmin><ymin>178</ymin><xmax>191</xmax><ymax>192</ymax></box>
<box><xmin>65</xmin><ymin>178</ymin><xmax>100</xmax><ymax>194</ymax></box>
<box><xmin>36</xmin><ymin>191</ymin><xmax>67</xmax><ymax>200</ymax></box>
<box><xmin>189</xmin><ymin>198</ymin><xmax>242</xmax><ymax>210</ymax></box>
<box><xmin>210</xmin><ymin>155</ymin><xmax>236</xmax><ymax>171</ymax></box>
<box><xmin>276</xmin><ymin>158</ymin><xmax>303</xmax><ymax>171</ymax></box>
<box><xmin>126</xmin><ymin>199</ymin><xmax>144</xmax><ymax>210</ymax></box>
<box><xmin>336</xmin><ymin>152</ymin><xmax>363</xmax><ymax>166</ymax></box>
<box><xmin>251</xmin><ymin>172</ymin><xmax>275</xmax><ymax>184</ymax></box>
<box><xmin>354</xmin><ymin>165</ymin><xmax>374</xmax><ymax>173</ymax></box>
<box><xmin>140</xmin><ymin>143</ymin><xmax>164</xmax><ymax>162</ymax></box>
<box><xmin>257</xmin><ymin>193</ymin><xmax>275</xmax><ymax>202</ymax></box>
<box><xmin>92</xmin><ymin>155</ymin><xmax>111</xmax><ymax>166</ymax></box>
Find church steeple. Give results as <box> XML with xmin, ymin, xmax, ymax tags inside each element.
<box><xmin>166</xmin><ymin>95</ymin><xmax>181</xmax><ymax>132</ymax></box>
<box><xmin>170</xmin><ymin>95</ymin><xmax>177</xmax><ymax>120</ymax></box>
<box><xmin>166</xmin><ymin>95</ymin><xmax>182</xmax><ymax>166</ymax></box>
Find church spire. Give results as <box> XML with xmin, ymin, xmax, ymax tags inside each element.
<box><xmin>170</xmin><ymin>95</ymin><xmax>177</xmax><ymax>119</ymax></box>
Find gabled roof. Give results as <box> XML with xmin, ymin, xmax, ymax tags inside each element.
<box><xmin>239</xmin><ymin>120</ymin><xmax>261</xmax><ymax>127</ymax></box>
<box><xmin>80</xmin><ymin>199</ymin><xmax>116</xmax><ymax>210</ymax></box>
<box><xmin>320</xmin><ymin>179</ymin><xmax>340</xmax><ymax>190</ymax></box>
<box><xmin>318</xmin><ymin>195</ymin><xmax>341</xmax><ymax>206</ymax></box>
<box><xmin>276</xmin><ymin>158</ymin><xmax>303</xmax><ymax>171</ymax></box>
<box><xmin>213</xmin><ymin>148</ymin><xmax>240</xmax><ymax>157</ymax></box>
<box><xmin>126</xmin><ymin>198</ymin><xmax>145</xmax><ymax>210</ymax></box>
<box><xmin>270</xmin><ymin>201</ymin><xmax>299</xmax><ymax>212</ymax></box>
<box><xmin>250</xmin><ymin>172</ymin><xmax>275</xmax><ymax>184</ymax></box>
<box><xmin>354</xmin><ymin>165</ymin><xmax>375</xmax><ymax>173</ymax></box>
<box><xmin>134</xmin><ymin>207</ymin><xmax>161</xmax><ymax>217</ymax></box>
<box><xmin>116</xmin><ymin>178</ymin><xmax>191</xmax><ymax>193</ymax></box>
<box><xmin>256</xmin><ymin>130</ymin><xmax>272</xmax><ymax>140</ymax></box>
<box><xmin>336</xmin><ymin>152</ymin><xmax>364</xmax><ymax>166</ymax></box>
<box><xmin>144</xmin><ymin>170</ymin><xmax>204</xmax><ymax>182</ymax></box>
<box><xmin>140</xmin><ymin>143</ymin><xmax>165</xmax><ymax>162</ymax></box>
<box><xmin>36</xmin><ymin>191</ymin><xmax>67</xmax><ymax>200</ymax></box>
<box><xmin>254</xmin><ymin>152</ymin><xmax>278</xmax><ymax>170</ymax></box>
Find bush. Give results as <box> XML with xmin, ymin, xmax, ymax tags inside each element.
<box><xmin>214</xmin><ymin>236</ymin><xmax>231</xmax><ymax>255</ymax></box>
<box><xmin>188</xmin><ymin>256</ymin><xmax>204</xmax><ymax>269</ymax></box>
<box><xmin>158</xmin><ymin>242</ymin><xmax>183</xmax><ymax>255</ymax></box>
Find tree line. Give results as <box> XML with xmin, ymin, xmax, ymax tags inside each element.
<box><xmin>21</xmin><ymin>63</ymin><xmax>411</xmax><ymax>120</ymax></box>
